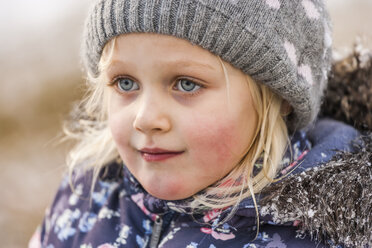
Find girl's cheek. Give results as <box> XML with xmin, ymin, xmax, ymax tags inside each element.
<box><xmin>108</xmin><ymin>111</ymin><xmax>130</xmax><ymax>147</ymax></box>
<box><xmin>184</xmin><ymin>116</ymin><xmax>244</xmax><ymax>170</ymax></box>
<box><xmin>107</xmin><ymin>93</ymin><xmax>133</xmax><ymax>141</ymax></box>
<box><xmin>109</xmin><ymin>116</ymin><xmax>135</xmax><ymax>166</ymax></box>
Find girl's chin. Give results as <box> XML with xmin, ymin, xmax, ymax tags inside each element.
<box><xmin>142</xmin><ymin>183</ymin><xmax>197</xmax><ymax>201</ymax></box>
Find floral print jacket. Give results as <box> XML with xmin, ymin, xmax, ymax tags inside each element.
<box><xmin>29</xmin><ymin>119</ymin><xmax>361</xmax><ymax>248</ymax></box>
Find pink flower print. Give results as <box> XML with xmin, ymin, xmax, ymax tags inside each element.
<box><xmin>98</xmin><ymin>243</ymin><xmax>116</xmax><ymax>248</ymax></box>
<box><xmin>203</xmin><ymin>209</ymin><xmax>222</xmax><ymax>223</ymax></box>
<box><xmin>293</xmin><ymin>220</ymin><xmax>302</xmax><ymax>227</ymax></box>
<box><xmin>280</xmin><ymin>149</ymin><xmax>309</xmax><ymax>175</ymax></box>
<box><xmin>131</xmin><ymin>193</ymin><xmax>158</xmax><ymax>221</ymax></box>
<box><xmin>201</xmin><ymin>227</ymin><xmax>212</xmax><ymax>234</ymax></box>
<box><xmin>201</xmin><ymin>228</ymin><xmax>236</xmax><ymax>241</ymax></box>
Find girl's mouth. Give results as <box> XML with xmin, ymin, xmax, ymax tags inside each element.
<box><xmin>139</xmin><ymin>148</ymin><xmax>184</xmax><ymax>162</ymax></box>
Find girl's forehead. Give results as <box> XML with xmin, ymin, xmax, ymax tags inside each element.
<box><xmin>111</xmin><ymin>33</ymin><xmax>221</xmax><ymax>68</ymax></box>
<box><xmin>106</xmin><ymin>33</ymin><xmax>247</xmax><ymax>82</ymax></box>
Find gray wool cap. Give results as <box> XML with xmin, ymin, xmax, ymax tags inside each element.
<box><xmin>81</xmin><ymin>0</ymin><xmax>332</xmax><ymax>130</ymax></box>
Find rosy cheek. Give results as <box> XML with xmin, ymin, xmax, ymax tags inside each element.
<box><xmin>108</xmin><ymin>115</ymin><xmax>121</xmax><ymax>142</ymax></box>
<box><xmin>185</xmin><ymin>116</ymin><xmax>242</xmax><ymax>172</ymax></box>
<box><xmin>108</xmin><ymin>111</ymin><xmax>131</xmax><ymax>151</ymax></box>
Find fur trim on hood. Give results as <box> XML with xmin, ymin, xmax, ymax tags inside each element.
<box><xmin>320</xmin><ymin>44</ymin><xmax>372</xmax><ymax>132</ymax></box>
<box><xmin>261</xmin><ymin>134</ymin><xmax>371</xmax><ymax>247</ymax></box>
<box><xmin>261</xmin><ymin>46</ymin><xmax>372</xmax><ymax>248</ymax></box>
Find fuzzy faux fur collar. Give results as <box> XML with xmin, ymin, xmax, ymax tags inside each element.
<box><xmin>261</xmin><ymin>46</ymin><xmax>372</xmax><ymax>248</ymax></box>
<box><xmin>260</xmin><ymin>134</ymin><xmax>371</xmax><ymax>247</ymax></box>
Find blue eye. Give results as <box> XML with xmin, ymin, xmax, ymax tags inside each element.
<box><xmin>176</xmin><ymin>79</ymin><xmax>201</xmax><ymax>92</ymax></box>
<box><xmin>117</xmin><ymin>78</ymin><xmax>139</xmax><ymax>91</ymax></box>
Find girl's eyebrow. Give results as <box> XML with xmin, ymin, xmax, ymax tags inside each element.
<box><xmin>168</xmin><ymin>60</ymin><xmax>216</xmax><ymax>71</ymax></box>
<box><xmin>106</xmin><ymin>59</ymin><xmax>216</xmax><ymax>74</ymax></box>
<box><xmin>106</xmin><ymin>60</ymin><xmax>134</xmax><ymax>77</ymax></box>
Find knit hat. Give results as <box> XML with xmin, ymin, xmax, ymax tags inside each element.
<box><xmin>81</xmin><ymin>0</ymin><xmax>332</xmax><ymax>130</ymax></box>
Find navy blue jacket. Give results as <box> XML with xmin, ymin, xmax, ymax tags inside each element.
<box><xmin>32</xmin><ymin>119</ymin><xmax>360</xmax><ymax>248</ymax></box>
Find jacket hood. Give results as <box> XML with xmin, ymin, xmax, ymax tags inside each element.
<box><xmin>260</xmin><ymin>45</ymin><xmax>372</xmax><ymax>248</ymax></box>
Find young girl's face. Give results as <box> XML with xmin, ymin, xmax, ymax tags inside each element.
<box><xmin>105</xmin><ymin>33</ymin><xmax>258</xmax><ymax>200</ymax></box>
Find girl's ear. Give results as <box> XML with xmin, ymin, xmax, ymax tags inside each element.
<box><xmin>280</xmin><ymin>100</ymin><xmax>292</xmax><ymax>117</ymax></box>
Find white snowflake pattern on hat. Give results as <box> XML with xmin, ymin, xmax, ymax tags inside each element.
<box><xmin>302</xmin><ymin>0</ymin><xmax>320</xmax><ymax>19</ymax></box>
<box><xmin>284</xmin><ymin>40</ymin><xmax>314</xmax><ymax>85</ymax></box>
<box><xmin>284</xmin><ymin>41</ymin><xmax>298</xmax><ymax>65</ymax></box>
<box><xmin>266</xmin><ymin>0</ymin><xmax>281</xmax><ymax>9</ymax></box>
<box><xmin>298</xmin><ymin>64</ymin><xmax>314</xmax><ymax>85</ymax></box>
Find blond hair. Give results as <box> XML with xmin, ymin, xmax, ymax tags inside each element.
<box><xmin>64</xmin><ymin>37</ymin><xmax>289</xmax><ymax>221</ymax></box>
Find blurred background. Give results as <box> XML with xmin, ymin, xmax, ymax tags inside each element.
<box><xmin>0</xmin><ymin>0</ymin><xmax>371</xmax><ymax>247</ymax></box>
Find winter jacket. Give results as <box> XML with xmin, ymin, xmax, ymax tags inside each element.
<box><xmin>29</xmin><ymin>47</ymin><xmax>372</xmax><ymax>248</ymax></box>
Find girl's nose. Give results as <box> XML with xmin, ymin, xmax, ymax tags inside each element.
<box><xmin>133</xmin><ymin>95</ymin><xmax>172</xmax><ymax>134</ymax></box>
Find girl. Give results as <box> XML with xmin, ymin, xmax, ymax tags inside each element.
<box><xmin>30</xmin><ymin>0</ymin><xmax>371</xmax><ymax>247</ymax></box>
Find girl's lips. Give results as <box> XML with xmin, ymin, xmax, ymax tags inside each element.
<box><xmin>139</xmin><ymin>148</ymin><xmax>184</xmax><ymax>162</ymax></box>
